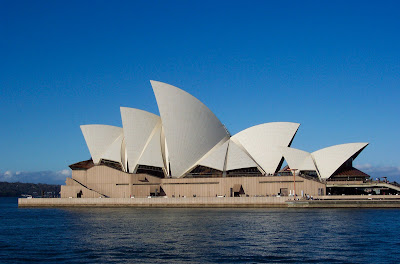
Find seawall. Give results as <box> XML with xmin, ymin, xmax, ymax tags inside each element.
<box><xmin>18</xmin><ymin>195</ymin><xmax>400</xmax><ymax>208</ymax></box>
<box><xmin>18</xmin><ymin>197</ymin><xmax>288</xmax><ymax>208</ymax></box>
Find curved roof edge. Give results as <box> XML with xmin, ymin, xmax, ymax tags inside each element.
<box><xmin>151</xmin><ymin>80</ymin><xmax>229</xmax><ymax>177</ymax></box>
<box><xmin>120</xmin><ymin>107</ymin><xmax>161</xmax><ymax>173</ymax></box>
<box><xmin>225</xmin><ymin>140</ymin><xmax>259</xmax><ymax>171</ymax></box>
<box><xmin>231</xmin><ymin>122</ymin><xmax>300</xmax><ymax>174</ymax></box>
<box><xmin>120</xmin><ymin>107</ymin><xmax>159</xmax><ymax>119</ymax></box>
<box><xmin>312</xmin><ymin>142</ymin><xmax>369</xmax><ymax>179</ymax></box>
<box><xmin>136</xmin><ymin>121</ymin><xmax>165</xmax><ymax>169</ymax></box>
<box><xmin>195</xmin><ymin>136</ymin><xmax>230</xmax><ymax>172</ymax></box>
<box><xmin>282</xmin><ymin>147</ymin><xmax>316</xmax><ymax>172</ymax></box>
<box><xmin>80</xmin><ymin>124</ymin><xmax>123</xmax><ymax>165</ymax></box>
<box><xmin>233</xmin><ymin>122</ymin><xmax>300</xmax><ymax>138</ymax></box>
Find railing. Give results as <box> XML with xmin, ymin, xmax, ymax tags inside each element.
<box><xmin>326</xmin><ymin>180</ymin><xmax>364</xmax><ymax>185</ymax></box>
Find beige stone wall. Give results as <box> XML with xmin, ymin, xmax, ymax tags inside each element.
<box><xmin>71</xmin><ymin>170</ymin><xmax>87</xmax><ymax>185</ymax></box>
<box><xmin>161</xmin><ymin>176</ymin><xmax>324</xmax><ymax>198</ymax></box>
<box><xmin>61</xmin><ymin>165</ymin><xmax>325</xmax><ymax>198</ymax></box>
<box><xmin>61</xmin><ymin>178</ymin><xmax>102</xmax><ymax>198</ymax></box>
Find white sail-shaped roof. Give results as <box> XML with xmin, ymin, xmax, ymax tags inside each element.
<box><xmin>121</xmin><ymin>138</ymin><xmax>128</xmax><ymax>172</ymax></box>
<box><xmin>282</xmin><ymin>147</ymin><xmax>316</xmax><ymax>172</ymax></box>
<box><xmin>198</xmin><ymin>139</ymin><xmax>229</xmax><ymax>171</ymax></box>
<box><xmin>160</xmin><ymin>126</ymin><xmax>170</xmax><ymax>176</ymax></box>
<box><xmin>231</xmin><ymin>122</ymin><xmax>300</xmax><ymax>174</ymax></box>
<box><xmin>102</xmin><ymin>133</ymin><xmax>124</xmax><ymax>164</ymax></box>
<box><xmin>120</xmin><ymin>107</ymin><xmax>161</xmax><ymax>173</ymax></box>
<box><xmin>80</xmin><ymin>125</ymin><xmax>123</xmax><ymax>164</ymax></box>
<box><xmin>225</xmin><ymin>140</ymin><xmax>258</xmax><ymax>171</ymax></box>
<box><xmin>312</xmin><ymin>143</ymin><xmax>369</xmax><ymax>179</ymax></box>
<box><xmin>151</xmin><ymin>80</ymin><xmax>229</xmax><ymax>177</ymax></box>
<box><xmin>137</xmin><ymin>121</ymin><xmax>164</xmax><ymax>168</ymax></box>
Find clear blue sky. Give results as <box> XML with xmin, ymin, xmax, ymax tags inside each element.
<box><xmin>1</xmin><ymin>0</ymin><xmax>399</xmax><ymax>183</ymax></box>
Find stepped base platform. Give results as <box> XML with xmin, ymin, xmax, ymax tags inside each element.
<box><xmin>18</xmin><ymin>195</ymin><xmax>400</xmax><ymax>208</ymax></box>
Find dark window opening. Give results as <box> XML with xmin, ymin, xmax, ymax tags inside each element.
<box><xmin>233</xmin><ymin>184</ymin><xmax>245</xmax><ymax>197</ymax></box>
<box><xmin>137</xmin><ymin>165</ymin><xmax>165</xmax><ymax>178</ymax></box>
<box><xmin>185</xmin><ymin>165</ymin><xmax>223</xmax><ymax>178</ymax></box>
<box><xmin>100</xmin><ymin>159</ymin><xmax>123</xmax><ymax>171</ymax></box>
<box><xmin>279</xmin><ymin>188</ymin><xmax>288</xmax><ymax>196</ymax></box>
<box><xmin>149</xmin><ymin>186</ymin><xmax>166</xmax><ymax>196</ymax></box>
<box><xmin>226</xmin><ymin>167</ymin><xmax>263</xmax><ymax>177</ymax></box>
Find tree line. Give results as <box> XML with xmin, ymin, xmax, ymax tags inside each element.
<box><xmin>0</xmin><ymin>182</ymin><xmax>60</xmax><ymax>197</ymax></box>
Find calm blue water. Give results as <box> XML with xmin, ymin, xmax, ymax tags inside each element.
<box><xmin>1</xmin><ymin>197</ymin><xmax>400</xmax><ymax>263</ymax></box>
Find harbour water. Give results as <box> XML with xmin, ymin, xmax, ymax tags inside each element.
<box><xmin>1</xmin><ymin>197</ymin><xmax>400</xmax><ymax>263</ymax></box>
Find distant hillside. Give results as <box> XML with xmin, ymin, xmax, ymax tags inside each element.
<box><xmin>0</xmin><ymin>182</ymin><xmax>60</xmax><ymax>197</ymax></box>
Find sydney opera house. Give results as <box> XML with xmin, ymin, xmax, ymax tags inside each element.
<box><xmin>61</xmin><ymin>81</ymin><xmax>374</xmax><ymax>199</ymax></box>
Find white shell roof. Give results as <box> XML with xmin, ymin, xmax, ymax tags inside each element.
<box><xmin>80</xmin><ymin>125</ymin><xmax>123</xmax><ymax>164</ymax></box>
<box><xmin>282</xmin><ymin>147</ymin><xmax>316</xmax><ymax>172</ymax></box>
<box><xmin>312</xmin><ymin>143</ymin><xmax>369</xmax><ymax>179</ymax></box>
<box><xmin>198</xmin><ymin>139</ymin><xmax>230</xmax><ymax>171</ymax></box>
<box><xmin>160</xmin><ymin>126</ymin><xmax>170</xmax><ymax>176</ymax></box>
<box><xmin>121</xmin><ymin>138</ymin><xmax>128</xmax><ymax>172</ymax></box>
<box><xmin>225</xmin><ymin>140</ymin><xmax>258</xmax><ymax>171</ymax></box>
<box><xmin>102</xmin><ymin>133</ymin><xmax>124</xmax><ymax>164</ymax></box>
<box><xmin>137</xmin><ymin>121</ymin><xmax>164</xmax><ymax>169</ymax></box>
<box><xmin>120</xmin><ymin>107</ymin><xmax>160</xmax><ymax>173</ymax></box>
<box><xmin>151</xmin><ymin>80</ymin><xmax>229</xmax><ymax>177</ymax></box>
<box><xmin>78</xmin><ymin>81</ymin><xmax>370</xmax><ymax>180</ymax></box>
<box><xmin>231</xmin><ymin>122</ymin><xmax>300</xmax><ymax>174</ymax></box>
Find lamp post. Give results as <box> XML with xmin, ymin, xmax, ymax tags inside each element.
<box><xmin>290</xmin><ymin>169</ymin><xmax>298</xmax><ymax>200</ymax></box>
